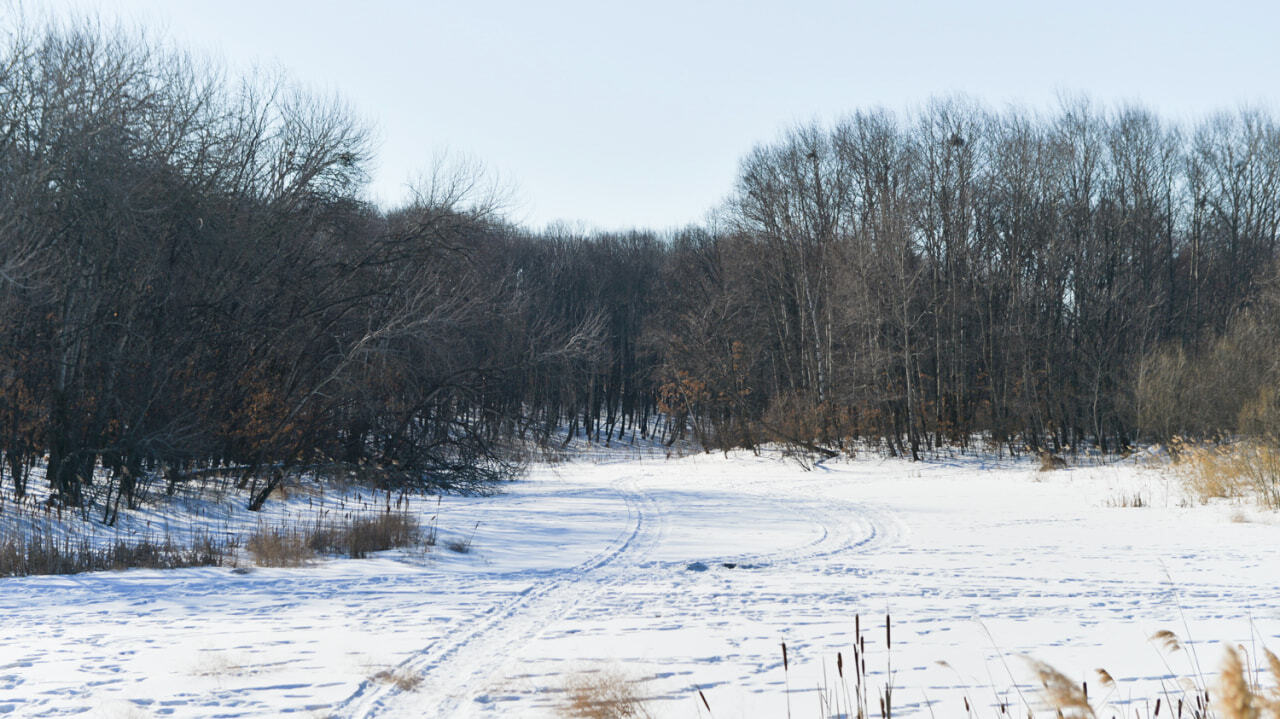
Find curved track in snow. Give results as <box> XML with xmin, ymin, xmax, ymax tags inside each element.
<box><xmin>335</xmin><ymin>464</ymin><xmax>902</xmax><ymax>718</ymax></box>
<box><xmin>9</xmin><ymin>454</ymin><xmax>1280</xmax><ymax>718</ymax></box>
<box><xmin>335</xmin><ymin>478</ymin><xmax>669</xmax><ymax>718</ymax></box>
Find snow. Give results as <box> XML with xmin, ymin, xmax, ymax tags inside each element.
<box><xmin>1</xmin><ymin>449</ymin><xmax>1278</xmax><ymax>717</ymax></box>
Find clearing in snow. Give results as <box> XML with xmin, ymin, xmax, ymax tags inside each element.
<box><xmin>1</xmin><ymin>449</ymin><xmax>1277</xmax><ymax>717</ymax></box>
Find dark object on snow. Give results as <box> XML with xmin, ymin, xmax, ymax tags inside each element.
<box><xmin>686</xmin><ymin>561</ymin><xmax>709</xmax><ymax>572</ymax></box>
<box><xmin>1038</xmin><ymin>451</ymin><xmax>1068</xmax><ymax>471</ymax></box>
<box><xmin>722</xmin><ymin>562</ymin><xmax>738</xmax><ymax>569</ymax></box>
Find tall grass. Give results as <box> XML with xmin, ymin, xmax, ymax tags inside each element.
<box><xmin>1174</xmin><ymin>439</ymin><xmax>1280</xmax><ymax>509</ymax></box>
<box><xmin>0</xmin><ymin>497</ymin><xmax>420</xmax><ymax>573</ymax></box>
<box><xmin>0</xmin><ymin>461</ymin><xmax>429</xmax><ymax>575</ymax></box>
<box><xmin>0</xmin><ymin>524</ymin><xmax>236</xmax><ymax>577</ymax></box>
<box><xmin>810</xmin><ymin>614</ymin><xmax>893</xmax><ymax>719</ymax></box>
<box><xmin>246</xmin><ymin>510</ymin><xmax>419</xmax><ymax>566</ymax></box>
<box><xmin>729</xmin><ymin>620</ymin><xmax>1280</xmax><ymax>718</ymax></box>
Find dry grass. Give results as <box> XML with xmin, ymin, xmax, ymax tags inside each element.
<box><xmin>1038</xmin><ymin>451</ymin><xmax>1068</xmax><ymax>472</ymax></box>
<box><xmin>1150</xmin><ymin>629</ymin><xmax>1184</xmax><ymax>654</ymax></box>
<box><xmin>189</xmin><ymin>651</ymin><xmax>255</xmax><ymax>678</ymax></box>
<box><xmin>247</xmin><ymin>510</ymin><xmax>419</xmax><ymax>566</ymax></box>
<box><xmin>371</xmin><ymin>667</ymin><xmax>423</xmax><ymax>692</ymax></box>
<box><xmin>559</xmin><ymin>669</ymin><xmax>654</xmax><ymax>719</ymax></box>
<box><xmin>1217</xmin><ymin>645</ymin><xmax>1280</xmax><ymax>718</ymax></box>
<box><xmin>1027</xmin><ymin>658</ymin><xmax>1095</xmax><ymax>717</ymax></box>
<box><xmin>0</xmin><ymin>525</ymin><xmax>236</xmax><ymax>577</ymax></box>
<box><xmin>246</xmin><ymin>527</ymin><xmax>314</xmax><ymax>567</ymax></box>
<box><xmin>748</xmin><ymin>621</ymin><xmax>1280</xmax><ymax>719</ymax></box>
<box><xmin>445</xmin><ymin>521</ymin><xmax>478</xmax><ymax>554</ymax></box>
<box><xmin>305</xmin><ymin>511</ymin><xmax>419</xmax><ymax>559</ymax></box>
<box><xmin>1107</xmin><ymin>491</ymin><xmax>1147</xmax><ymax>508</ymax></box>
<box><xmin>1175</xmin><ymin>439</ymin><xmax>1280</xmax><ymax>509</ymax></box>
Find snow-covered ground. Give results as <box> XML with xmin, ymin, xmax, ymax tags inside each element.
<box><xmin>1</xmin><ymin>449</ymin><xmax>1278</xmax><ymax>717</ymax></box>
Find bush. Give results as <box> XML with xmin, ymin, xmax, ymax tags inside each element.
<box><xmin>307</xmin><ymin>511</ymin><xmax>419</xmax><ymax>559</ymax></box>
<box><xmin>248</xmin><ymin>510</ymin><xmax>420</xmax><ymax>565</ymax></box>
<box><xmin>245</xmin><ymin>527</ymin><xmax>314</xmax><ymax>567</ymax></box>
<box><xmin>1138</xmin><ymin>284</ymin><xmax>1280</xmax><ymax>444</ymax></box>
<box><xmin>761</xmin><ymin>392</ymin><xmax>847</xmax><ymax>465</ymax></box>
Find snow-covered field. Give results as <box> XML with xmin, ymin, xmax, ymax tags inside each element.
<box><xmin>1</xmin><ymin>449</ymin><xmax>1278</xmax><ymax>717</ymax></box>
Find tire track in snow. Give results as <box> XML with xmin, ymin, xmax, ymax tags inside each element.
<box><xmin>679</xmin><ymin>486</ymin><xmax>904</xmax><ymax>572</ymax></box>
<box><xmin>334</xmin><ymin>478</ymin><xmax>666</xmax><ymax>718</ymax></box>
<box><xmin>337</xmin><ymin>467</ymin><xmax>901</xmax><ymax>718</ymax></box>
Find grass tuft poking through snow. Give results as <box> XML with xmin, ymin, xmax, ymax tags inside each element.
<box><xmin>559</xmin><ymin>668</ymin><xmax>654</xmax><ymax>719</ymax></box>
<box><xmin>446</xmin><ymin>520</ymin><xmax>479</xmax><ymax>553</ymax></box>
<box><xmin>371</xmin><ymin>666</ymin><xmax>424</xmax><ymax>692</ymax></box>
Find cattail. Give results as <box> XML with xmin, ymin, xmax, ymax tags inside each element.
<box><xmin>698</xmin><ymin>688</ymin><xmax>711</xmax><ymax>712</ymax></box>
<box><xmin>838</xmin><ymin>651</ymin><xmax>844</xmax><ymax>678</ymax></box>
<box><xmin>781</xmin><ymin>641</ymin><xmax>791</xmax><ymax>719</ymax></box>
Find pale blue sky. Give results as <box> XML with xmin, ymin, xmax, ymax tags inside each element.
<box><xmin>25</xmin><ymin>1</ymin><xmax>1280</xmax><ymax>230</ymax></box>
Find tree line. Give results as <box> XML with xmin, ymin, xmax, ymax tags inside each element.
<box><xmin>0</xmin><ymin>19</ymin><xmax>600</xmax><ymax>513</ymax></box>
<box><xmin>670</xmin><ymin>99</ymin><xmax>1280</xmax><ymax>459</ymax></box>
<box><xmin>2</xmin><ymin>19</ymin><xmax>1278</xmax><ymax>512</ymax></box>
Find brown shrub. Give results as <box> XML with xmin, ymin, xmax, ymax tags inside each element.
<box><xmin>306</xmin><ymin>511</ymin><xmax>419</xmax><ymax>559</ymax></box>
<box><xmin>1038</xmin><ymin>451</ymin><xmax>1068</xmax><ymax>471</ymax></box>
<box><xmin>246</xmin><ymin>527</ymin><xmax>313</xmax><ymax>567</ymax></box>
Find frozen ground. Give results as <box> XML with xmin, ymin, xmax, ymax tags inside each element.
<box><xmin>1</xmin><ymin>449</ymin><xmax>1278</xmax><ymax>717</ymax></box>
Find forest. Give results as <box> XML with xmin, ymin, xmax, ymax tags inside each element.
<box><xmin>2</xmin><ymin>18</ymin><xmax>1279</xmax><ymax>512</ymax></box>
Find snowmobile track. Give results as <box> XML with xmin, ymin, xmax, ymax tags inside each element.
<box><xmin>335</xmin><ymin>478</ymin><xmax>666</xmax><ymax>718</ymax></box>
